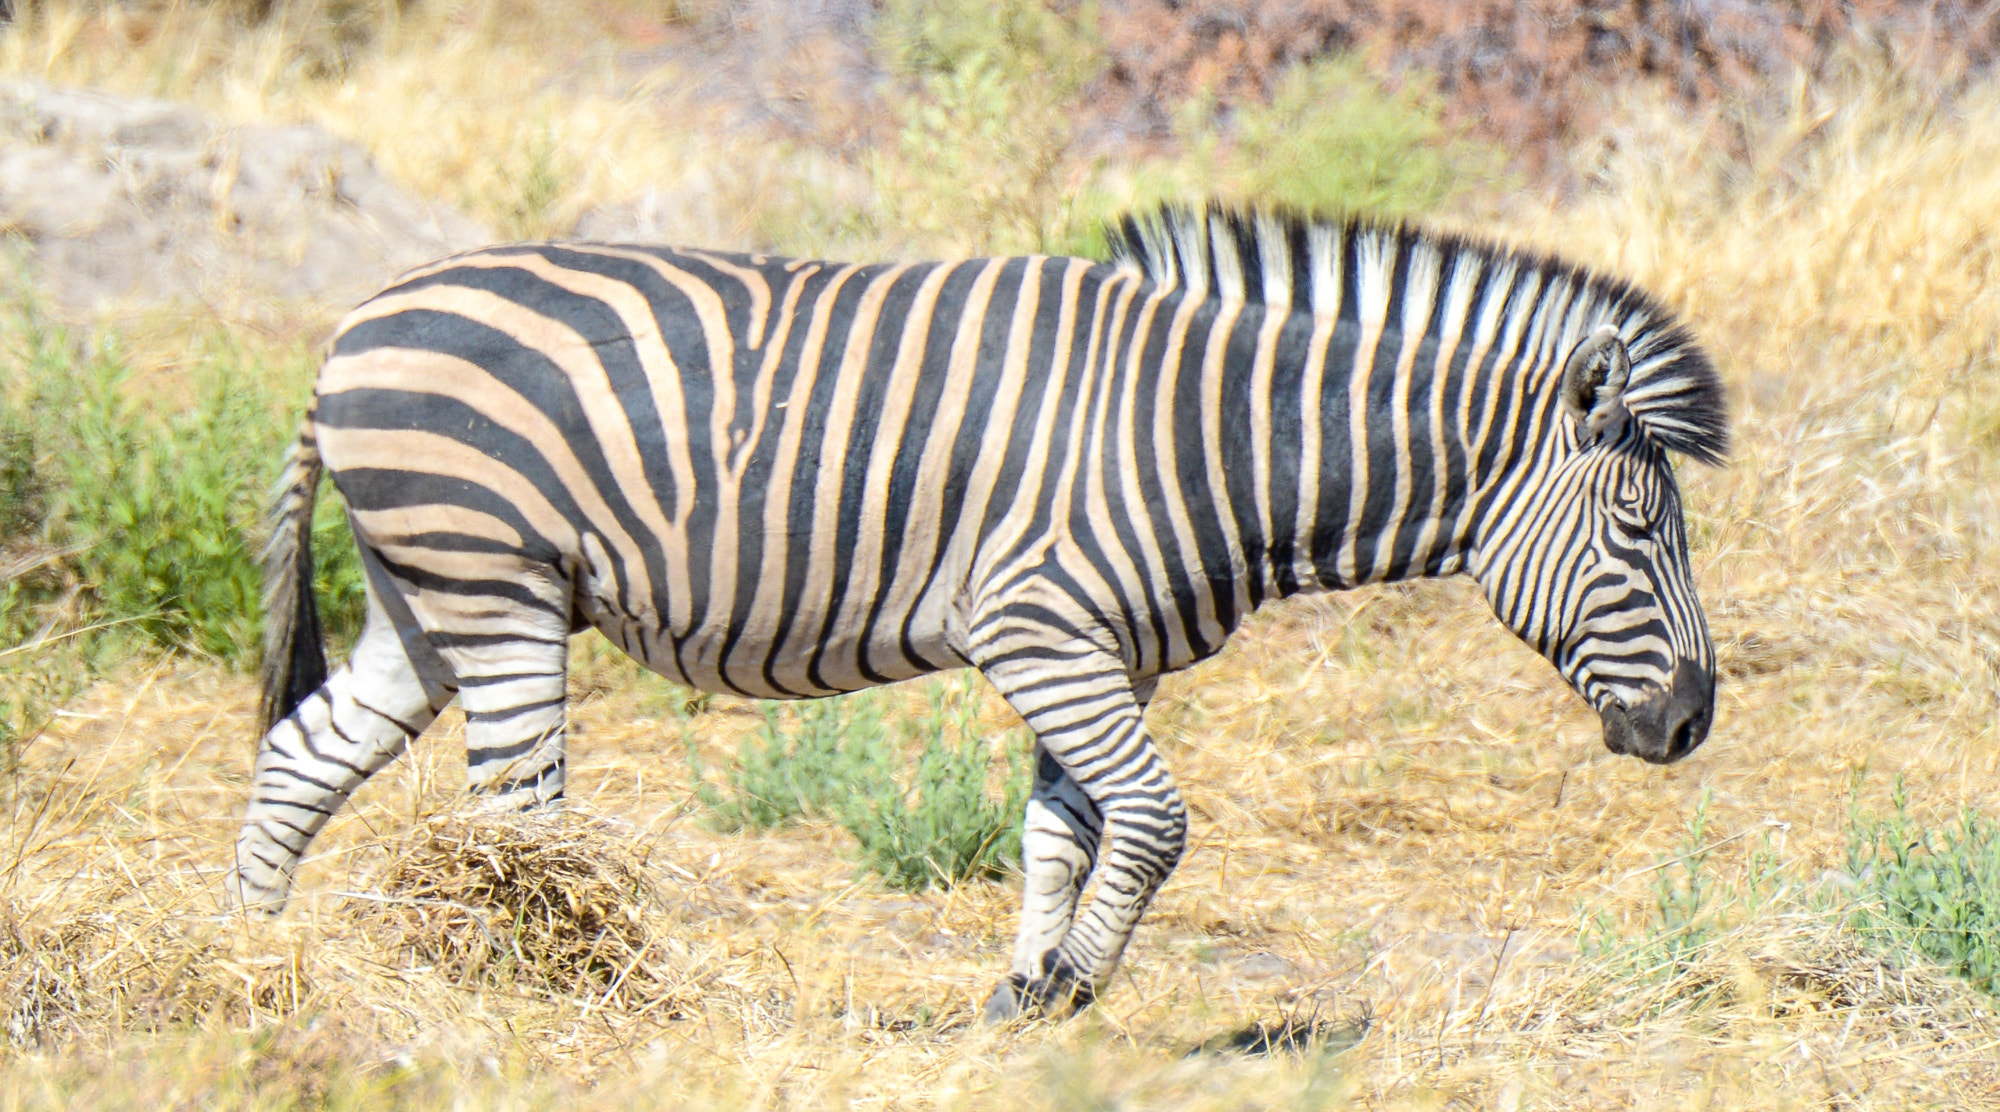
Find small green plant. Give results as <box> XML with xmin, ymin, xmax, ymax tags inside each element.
<box><xmin>496</xmin><ymin>123</ymin><xmax>574</xmax><ymax>241</ymax></box>
<box><xmin>1581</xmin><ymin>790</ymin><xmax>1789</xmax><ymax>981</ymax></box>
<box><xmin>692</xmin><ymin>673</ymin><xmax>1030</xmax><ymax>891</ymax></box>
<box><xmin>693</xmin><ymin>692</ymin><xmax>894</xmax><ymax>831</ymax></box>
<box><xmin>1105</xmin><ymin>56</ymin><xmax>1508</xmax><ymax>232</ymax></box>
<box><xmin>841</xmin><ymin>675</ymin><xmax>1031</xmax><ymax>890</ymax></box>
<box><xmin>0</xmin><ymin>419</ymin><xmax>41</xmax><ymax>541</ymax></box>
<box><xmin>1845</xmin><ymin>775</ymin><xmax>2000</xmax><ymax>995</ymax></box>
<box><xmin>1645</xmin><ymin>789</ymin><xmax>1720</xmax><ymax>969</ymax></box>
<box><xmin>1220</xmin><ymin>58</ymin><xmax>1504</xmax><ymax>217</ymax></box>
<box><xmin>1582</xmin><ymin>790</ymin><xmax>1717</xmax><ymax>975</ymax></box>
<box><xmin>762</xmin><ymin>0</ymin><xmax>1108</xmax><ymax>258</ymax></box>
<box><xmin>752</xmin><ymin>6</ymin><xmax>1503</xmax><ymax>261</ymax></box>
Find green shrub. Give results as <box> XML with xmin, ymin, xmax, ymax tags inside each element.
<box><xmin>1212</xmin><ymin>58</ymin><xmax>1505</xmax><ymax>218</ymax></box>
<box><xmin>0</xmin><ymin>418</ymin><xmax>41</xmax><ymax>542</ymax></box>
<box><xmin>692</xmin><ymin>673</ymin><xmax>1031</xmax><ymax>891</ymax></box>
<box><xmin>694</xmin><ymin>691</ymin><xmax>894</xmax><ymax>831</ymax></box>
<box><xmin>490</xmin><ymin>122</ymin><xmax>576</xmax><ymax>241</ymax></box>
<box><xmin>0</xmin><ymin>304</ymin><xmax>364</xmax><ymax>675</ymax></box>
<box><xmin>862</xmin><ymin>0</ymin><xmax>1107</xmax><ymax>257</ymax></box>
<box><xmin>840</xmin><ymin>675</ymin><xmax>1031</xmax><ymax>891</ymax></box>
<box><xmin>751</xmin><ymin>4</ymin><xmax>1503</xmax><ymax>261</ymax></box>
<box><xmin>1096</xmin><ymin>56</ymin><xmax>1506</xmax><ymax>231</ymax></box>
<box><xmin>1845</xmin><ymin>776</ymin><xmax>2000</xmax><ymax>995</ymax></box>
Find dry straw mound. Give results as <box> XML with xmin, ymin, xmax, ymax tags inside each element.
<box><xmin>348</xmin><ymin>809</ymin><xmax>691</xmax><ymax>1014</ymax></box>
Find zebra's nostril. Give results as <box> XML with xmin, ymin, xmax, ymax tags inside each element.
<box><xmin>1669</xmin><ymin>716</ymin><xmax>1698</xmax><ymax>757</ymax></box>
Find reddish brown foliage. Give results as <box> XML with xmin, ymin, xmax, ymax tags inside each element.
<box><xmin>1096</xmin><ymin>1</ymin><xmax>2000</xmax><ymax>176</ymax></box>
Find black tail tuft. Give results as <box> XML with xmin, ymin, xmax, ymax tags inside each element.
<box><xmin>258</xmin><ymin>423</ymin><xmax>329</xmax><ymax>737</ymax></box>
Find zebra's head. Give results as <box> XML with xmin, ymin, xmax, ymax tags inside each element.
<box><xmin>1473</xmin><ymin>325</ymin><xmax>1721</xmax><ymax>765</ymax></box>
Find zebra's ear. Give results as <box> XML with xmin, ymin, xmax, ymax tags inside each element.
<box><xmin>1560</xmin><ymin>325</ymin><xmax>1632</xmax><ymax>447</ymax></box>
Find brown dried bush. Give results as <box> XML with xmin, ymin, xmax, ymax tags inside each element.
<box><xmin>1097</xmin><ymin>0</ymin><xmax>2000</xmax><ymax>179</ymax></box>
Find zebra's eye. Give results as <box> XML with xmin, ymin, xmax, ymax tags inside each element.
<box><xmin>1608</xmin><ymin>501</ymin><xmax>1651</xmax><ymax>539</ymax></box>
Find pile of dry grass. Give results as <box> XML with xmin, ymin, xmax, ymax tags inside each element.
<box><xmin>346</xmin><ymin>808</ymin><xmax>694</xmax><ymax>1017</ymax></box>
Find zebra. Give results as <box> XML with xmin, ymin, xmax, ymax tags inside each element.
<box><xmin>232</xmin><ymin>204</ymin><xmax>1727</xmax><ymax>1021</ymax></box>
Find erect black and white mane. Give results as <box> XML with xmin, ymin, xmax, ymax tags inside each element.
<box><xmin>1103</xmin><ymin>205</ymin><xmax>1729</xmax><ymax>466</ymax></box>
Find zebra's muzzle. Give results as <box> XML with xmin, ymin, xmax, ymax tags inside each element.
<box><xmin>1598</xmin><ymin>659</ymin><xmax>1713</xmax><ymax>765</ymax></box>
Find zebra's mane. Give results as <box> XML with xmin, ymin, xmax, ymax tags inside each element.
<box><xmin>1102</xmin><ymin>204</ymin><xmax>1729</xmax><ymax>465</ymax></box>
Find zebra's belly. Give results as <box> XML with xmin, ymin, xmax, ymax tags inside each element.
<box><xmin>337</xmin><ymin>487</ymin><xmax>977</xmax><ymax>702</ymax></box>
<box><xmin>597</xmin><ymin>606</ymin><xmax>970</xmax><ymax>701</ymax></box>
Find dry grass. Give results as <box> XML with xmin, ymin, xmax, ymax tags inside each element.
<box><xmin>5</xmin><ymin>7</ymin><xmax>2000</xmax><ymax>1110</ymax></box>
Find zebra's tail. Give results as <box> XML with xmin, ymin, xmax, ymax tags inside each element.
<box><xmin>258</xmin><ymin>417</ymin><xmax>329</xmax><ymax>737</ymax></box>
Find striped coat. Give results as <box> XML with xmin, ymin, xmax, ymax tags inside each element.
<box><xmin>235</xmin><ymin>206</ymin><xmax>1727</xmax><ymax>1018</ymax></box>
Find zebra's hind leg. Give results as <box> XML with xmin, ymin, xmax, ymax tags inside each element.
<box><xmin>439</xmin><ymin>629</ymin><xmax>571</xmax><ymax>808</ymax></box>
<box><xmin>233</xmin><ymin>587</ymin><xmax>452</xmax><ymax>912</ymax></box>
<box><xmin>973</xmin><ymin>631</ymin><xmax>1187</xmax><ymax>1021</ymax></box>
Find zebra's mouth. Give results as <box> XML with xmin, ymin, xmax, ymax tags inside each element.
<box><xmin>1597</xmin><ymin>660</ymin><xmax>1713</xmax><ymax>765</ymax></box>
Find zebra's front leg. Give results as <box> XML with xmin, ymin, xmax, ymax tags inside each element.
<box><xmin>982</xmin><ymin>744</ymin><xmax>1104</xmax><ymax>1022</ymax></box>
<box><xmin>975</xmin><ymin>644</ymin><xmax>1187</xmax><ymax>1020</ymax></box>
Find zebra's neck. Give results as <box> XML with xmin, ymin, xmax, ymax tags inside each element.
<box><xmin>1134</xmin><ymin>286</ymin><xmax>1497</xmax><ymax>606</ymax></box>
<box><xmin>1107</xmin><ymin>245</ymin><xmax>1623</xmax><ymax>633</ymax></box>
<box><xmin>1099</xmin><ymin>204</ymin><xmax>1723</xmax><ymax>637</ymax></box>
<box><xmin>1086</xmin><ymin>274</ymin><xmax>1515</xmax><ymax>680</ymax></box>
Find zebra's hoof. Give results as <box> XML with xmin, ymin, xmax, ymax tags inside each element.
<box><xmin>223</xmin><ymin>873</ymin><xmax>289</xmax><ymax>917</ymax></box>
<box><xmin>980</xmin><ymin>976</ymin><xmax>1029</xmax><ymax>1024</ymax></box>
<box><xmin>979</xmin><ymin>967</ymin><xmax>1096</xmax><ymax>1024</ymax></box>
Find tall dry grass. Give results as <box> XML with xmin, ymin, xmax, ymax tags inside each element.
<box><xmin>2</xmin><ymin>7</ymin><xmax>2000</xmax><ymax>1109</ymax></box>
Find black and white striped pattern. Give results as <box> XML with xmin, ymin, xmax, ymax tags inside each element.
<box><xmin>233</xmin><ymin>205</ymin><xmax>1727</xmax><ymax>1018</ymax></box>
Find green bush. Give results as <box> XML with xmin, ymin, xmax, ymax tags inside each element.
<box><xmin>1210</xmin><ymin>58</ymin><xmax>1505</xmax><ymax>218</ymax></box>
<box><xmin>1093</xmin><ymin>56</ymin><xmax>1505</xmax><ymax>233</ymax></box>
<box><xmin>0</xmin><ymin>303</ymin><xmax>364</xmax><ymax>678</ymax></box>
<box><xmin>0</xmin><ymin>418</ymin><xmax>41</xmax><ymax>541</ymax></box>
<box><xmin>841</xmin><ymin>675</ymin><xmax>1032</xmax><ymax>891</ymax></box>
<box><xmin>694</xmin><ymin>690</ymin><xmax>893</xmax><ymax>831</ymax></box>
<box><xmin>692</xmin><ymin>673</ymin><xmax>1031</xmax><ymax>891</ymax></box>
<box><xmin>748</xmin><ymin>4</ymin><xmax>1503</xmax><ymax>261</ymax></box>
<box><xmin>1577</xmin><ymin>778</ymin><xmax>2000</xmax><ymax>1002</ymax></box>
<box><xmin>865</xmin><ymin>0</ymin><xmax>1107</xmax><ymax>257</ymax></box>
<box><xmin>1845</xmin><ymin>777</ymin><xmax>2000</xmax><ymax>995</ymax></box>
